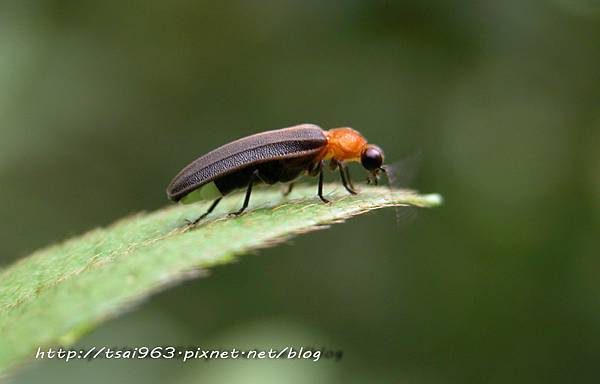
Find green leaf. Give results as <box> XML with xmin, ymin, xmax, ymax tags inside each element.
<box><xmin>0</xmin><ymin>185</ymin><xmax>442</xmax><ymax>374</ymax></box>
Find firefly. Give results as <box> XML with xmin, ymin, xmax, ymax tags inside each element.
<box><xmin>166</xmin><ymin>123</ymin><xmax>385</xmax><ymax>224</ymax></box>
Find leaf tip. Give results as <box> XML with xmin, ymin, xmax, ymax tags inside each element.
<box><xmin>422</xmin><ymin>193</ymin><xmax>444</xmax><ymax>207</ymax></box>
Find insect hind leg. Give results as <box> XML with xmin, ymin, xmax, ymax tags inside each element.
<box><xmin>188</xmin><ymin>197</ymin><xmax>223</xmax><ymax>226</ymax></box>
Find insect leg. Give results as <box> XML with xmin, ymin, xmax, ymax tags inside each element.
<box><xmin>230</xmin><ymin>170</ymin><xmax>259</xmax><ymax>216</ymax></box>
<box><xmin>317</xmin><ymin>161</ymin><xmax>330</xmax><ymax>203</ymax></box>
<box><xmin>343</xmin><ymin>165</ymin><xmax>356</xmax><ymax>191</ymax></box>
<box><xmin>283</xmin><ymin>182</ymin><xmax>294</xmax><ymax>196</ymax></box>
<box><xmin>335</xmin><ymin>160</ymin><xmax>357</xmax><ymax>195</ymax></box>
<box><xmin>189</xmin><ymin>197</ymin><xmax>222</xmax><ymax>225</ymax></box>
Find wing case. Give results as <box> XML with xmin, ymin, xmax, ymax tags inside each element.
<box><xmin>167</xmin><ymin>124</ymin><xmax>327</xmax><ymax>201</ymax></box>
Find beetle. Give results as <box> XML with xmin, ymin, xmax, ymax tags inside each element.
<box><xmin>166</xmin><ymin>123</ymin><xmax>385</xmax><ymax>224</ymax></box>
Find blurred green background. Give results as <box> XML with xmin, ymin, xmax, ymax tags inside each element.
<box><xmin>1</xmin><ymin>0</ymin><xmax>599</xmax><ymax>383</ymax></box>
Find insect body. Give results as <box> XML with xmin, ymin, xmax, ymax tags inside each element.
<box><xmin>167</xmin><ymin>123</ymin><xmax>385</xmax><ymax>224</ymax></box>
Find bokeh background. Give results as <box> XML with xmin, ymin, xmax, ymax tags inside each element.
<box><xmin>2</xmin><ymin>1</ymin><xmax>599</xmax><ymax>383</ymax></box>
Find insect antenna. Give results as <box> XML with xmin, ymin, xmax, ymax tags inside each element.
<box><xmin>380</xmin><ymin>150</ymin><xmax>423</xmax><ymax>228</ymax></box>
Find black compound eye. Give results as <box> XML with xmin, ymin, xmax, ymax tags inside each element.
<box><xmin>361</xmin><ymin>145</ymin><xmax>384</xmax><ymax>171</ymax></box>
